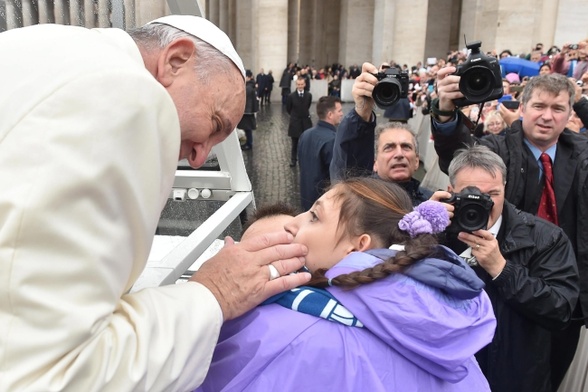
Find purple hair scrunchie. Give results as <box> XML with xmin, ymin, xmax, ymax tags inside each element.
<box><xmin>398</xmin><ymin>200</ymin><xmax>450</xmax><ymax>237</ymax></box>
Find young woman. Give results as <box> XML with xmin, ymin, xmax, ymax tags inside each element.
<box><xmin>197</xmin><ymin>177</ymin><xmax>495</xmax><ymax>392</ymax></box>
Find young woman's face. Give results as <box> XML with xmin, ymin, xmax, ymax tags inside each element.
<box><xmin>284</xmin><ymin>188</ymin><xmax>358</xmax><ymax>272</ymax></box>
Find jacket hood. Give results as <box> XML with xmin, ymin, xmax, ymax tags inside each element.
<box><xmin>325</xmin><ymin>246</ymin><xmax>496</xmax><ymax>382</ymax></box>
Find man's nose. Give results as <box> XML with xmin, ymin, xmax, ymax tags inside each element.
<box><xmin>190</xmin><ymin>143</ymin><xmax>213</xmax><ymax>169</ymax></box>
<box><xmin>392</xmin><ymin>146</ymin><xmax>405</xmax><ymax>157</ymax></box>
<box><xmin>541</xmin><ymin>108</ymin><xmax>554</xmax><ymax>121</ymax></box>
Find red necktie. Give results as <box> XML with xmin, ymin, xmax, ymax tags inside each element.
<box><xmin>537</xmin><ymin>153</ymin><xmax>559</xmax><ymax>225</ymax></box>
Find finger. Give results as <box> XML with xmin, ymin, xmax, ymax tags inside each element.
<box><xmin>253</xmin><ymin>242</ymin><xmax>308</xmax><ymax>267</ymax></box>
<box><xmin>263</xmin><ymin>271</ymin><xmax>312</xmax><ymax>300</ymax></box>
<box><xmin>471</xmin><ymin>229</ymin><xmax>490</xmax><ymax>239</ymax></box>
<box><xmin>361</xmin><ymin>62</ymin><xmax>378</xmax><ymax>74</ymax></box>
<box><xmin>355</xmin><ymin>73</ymin><xmax>379</xmax><ymax>87</ymax></box>
<box><xmin>437</xmin><ymin>66</ymin><xmax>457</xmax><ymax>80</ymax></box>
<box><xmin>437</xmin><ymin>76</ymin><xmax>461</xmax><ymax>94</ymax></box>
<box><xmin>267</xmin><ymin>264</ymin><xmax>280</xmax><ymax>280</ymax></box>
<box><xmin>270</xmin><ymin>256</ymin><xmax>307</xmax><ymax>276</ymax></box>
<box><xmin>458</xmin><ymin>231</ymin><xmax>478</xmax><ymax>245</ymax></box>
<box><xmin>238</xmin><ymin>231</ymin><xmax>294</xmax><ymax>252</ymax></box>
<box><xmin>352</xmin><ymin>80</ymin><xmax>376</xmax><ymax>96</ymax></box>
<box><xmin>430</xmin><ymin>190</ymin><xmax>452</xmax><ymax>201</ymax></box>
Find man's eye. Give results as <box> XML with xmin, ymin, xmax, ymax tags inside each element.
<box><xmin>309</xmin><ymin>211</ymin><xmax>318</xmax><ymax>222</ymax></box>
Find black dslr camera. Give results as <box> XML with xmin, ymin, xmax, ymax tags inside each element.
<box><xmin>453</xmin><ymin>41</ymin><xmax>503</xmax><ymax>107</ymax></box>
<box><xmin>371</xmin><ymin>68</ymin><xmax>409</xmax><ymax>108</ymax></box>
<box><xmin>442</xmin><ymin>186</ymin><xmax>494</xmax><ymax>233</ymax></box>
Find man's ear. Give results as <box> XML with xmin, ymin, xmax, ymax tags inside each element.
<box><xmin>413</xmin><ymin>153</ymin><xmax>420</xmax><ymax>171</ymax></box>
<box><xmin>155</xmin><ymin>38</ymin><xmax>195</xmax><ymax>87</ymax></box>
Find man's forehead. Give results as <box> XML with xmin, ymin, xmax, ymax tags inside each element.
<box><xmin>530</xmin><ymin>89</ymin><xmax>571</xmax><ymax>104</ymax></box>
<box><xmin>455</xmin><ymin>167</ymin><xmax>504</xmax><ymax>186</ymax></box>
<box><xmin>378</xmin><ymin>128</ymin><xmax>415</xmax><ymax>145</ymax></box>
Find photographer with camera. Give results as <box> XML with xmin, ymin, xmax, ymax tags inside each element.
<box><xmin>552</xmin><ymin>43</ymin><xmax>580</xmax><ymax>77</ymax></box>
<box><xmin>432</xmin><ymin>53</ymin><xmax>588</xmax><ymax>389</ymax></box>
<box><xmin>330</xmin><ymin>62</ymin><xmax>433</xmax><ymax>206</ymax></box>
<box><xmin>431</xmin><ymin>145</ymin><xmax>579</xmax><ymax>392</ymax></box>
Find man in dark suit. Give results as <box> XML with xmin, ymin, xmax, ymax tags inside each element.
<box><xmin>256</xmin><ymin>68</ymin><xmax>268</xmax><ymax>106</ymax></box>
<box><xmin>297</xmin><ymin>96</ymin><xmax>343</xmax><ymax>210</ymax></box>
<box><xmin>286</xmin><ymin>78</ymin><xmax>312</xmax><ymax>167</ymax></box>
<box><xmin>432</xmin><ymin>70</ymin><xmax>588</xmax><ymax>392</ymax></box>
<box><xmin>432</xmin><ymin>145</ymin><xmax>579</xmax><ymax>392</ymax></box>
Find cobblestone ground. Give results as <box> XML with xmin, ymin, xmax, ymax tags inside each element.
<box><xmin>241</xmin><ymin>101</ymin><xmax>355</xmax><ymax>211</ymax></box>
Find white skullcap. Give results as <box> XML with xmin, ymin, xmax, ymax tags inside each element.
<box><xmin>147</xmin><ymin>15</ymin><xmax>245</xmax><ymax>80</ymax></box>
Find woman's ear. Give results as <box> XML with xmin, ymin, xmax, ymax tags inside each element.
<box><xmin>355</xmin><ymin>234</ymin><xmax>373</xmax><ymax>252</ymax></box>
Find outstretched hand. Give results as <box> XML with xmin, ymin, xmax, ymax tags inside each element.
<box><xmin>352</xmin><ymin>62</ymin><xmax>379</xmax><ymax>121</ymax></box>
<box><xmin>435</xmin><ymin>66</ymin><xmax>463</xmax><ymax>113</ymax></box>
<box><xmin>190</xmin><ymin>231</ymin><xmax>310</xmax><ymax>321</ymax></box>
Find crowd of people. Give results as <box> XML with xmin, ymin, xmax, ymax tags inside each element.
<box><xmin>3</xmin><ymin>11</ymin><xmax>588</xmax><ymax>391</ymax></box>
<box><xmin>259</xmin><ymin>40</ymin><xmax>588</xmax><ymax>139</ymax></box>
<box><xmin>279</xmin><ymin>37</ymin><xmax>588</xmax><ymax>392</ymax></box>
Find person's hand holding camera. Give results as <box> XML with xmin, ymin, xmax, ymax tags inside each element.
<box><xmin>435</xmin><ymin>66</ymin><xmax>462</xmax><ymax>120</ymax></box>
<box><xmin>351</xmin><ymin>62</ymin><xmax>379</xmax><ymax>121</ymax></box>
<box><xmin>430</xmin><ymin>190</ymin><xmax>455</xmax><ymax>219</ymax></box>
<box><xmin>431</xmin><ymin>187</ymin><xmax>505</xmax><ymax>278</ymax></box>
<box><xmin>457</xmin><ymin>230</ymin><xmax>506</xmax><ymax>279</ymax></box>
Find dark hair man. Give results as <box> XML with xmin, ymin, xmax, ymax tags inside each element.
<box><xmin>297</xmin><ymin>96</ymin><xmax>344</xmax><ymax>210</ymax></box>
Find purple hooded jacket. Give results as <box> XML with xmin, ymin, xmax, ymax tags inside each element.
<box><xmin>196</xmin><ymin>246</ymin><xmax>496</xmax><ymax>391</ymax></box>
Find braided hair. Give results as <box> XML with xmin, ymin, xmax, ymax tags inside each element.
<box><xmin>307</xmin><ymin>177</ymin><xmax>441</xmax><ymax>289</ymax></box>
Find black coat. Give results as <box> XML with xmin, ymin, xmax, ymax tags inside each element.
<box><xmin>286</xmin><ymin>90</ymin><xmax>312</xmax><ymax>138</ymax></box>
<box><xmin>433</xmin><ymin>113</ymin><xmax>588</xmax><ymax>326</ymax></box>
<box><xmin>237</xmin><ymin>79</ymin><xmax>258</xmax><ymax>130</ymax></box>
<box><xmin>457</xmin><ymin>202</ymin><xmax>579</xmax><ymax>392</ymax></box>
<box><xmin>574</xmin><ymin>96</ymin><xmax>588</xmax><ymax>128</ymax></box>
<box><xmin>297</xmin><ymin>120</ymin><xmax>336</xmax><ymax>210</ymax></box>
<box><xmin>279</xmin><ymin>68</ymin><xmax>293</xmax><ymax>96</ymax></box>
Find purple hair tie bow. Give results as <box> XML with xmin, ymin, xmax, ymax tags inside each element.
<box><xmin>398</xmin><ymin>200</ymin><xmax>450</xmax><ymax>237</ymax></box>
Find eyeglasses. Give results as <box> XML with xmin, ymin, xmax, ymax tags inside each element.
<box><xmin>486</xmin><ymin>122</ymin><xmax>503</xmax><ymax>127</ymax></box>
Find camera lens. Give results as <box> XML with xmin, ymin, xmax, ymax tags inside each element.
<box><xmin>373</xmin><ymin>78</ymin><xmax>401</xmax><ymax>108</ymax></box>
<box><xmin>456</xmin><ymin>203</ymin><xmax>489</xmax><ymax>233</ymax></box>
<box><xmin>459</xmin><ymin>66</ymin><xmax>494</xmax><ymax>101</ymax></box>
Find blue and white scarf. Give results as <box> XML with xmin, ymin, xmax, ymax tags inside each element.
<box><xmin>263</xmin><ymin>286</ymin><xmax>363</xmax><ymax>328</ymax></box>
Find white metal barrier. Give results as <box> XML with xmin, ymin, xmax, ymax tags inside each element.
<box><xmin>132</xmin><ymin>130</ymin><xmax>254</xmax><ymax>292</ymax></box>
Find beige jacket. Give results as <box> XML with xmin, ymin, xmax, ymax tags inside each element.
<box><xmin>0</xmin><ymin>24</ymin><xmax>222</xmax><ymax>391</ymax></box>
